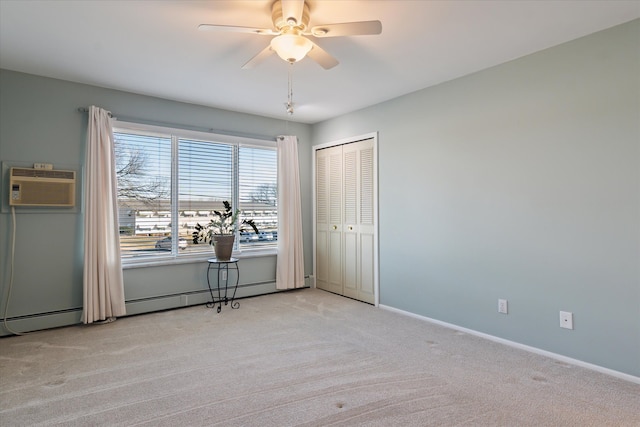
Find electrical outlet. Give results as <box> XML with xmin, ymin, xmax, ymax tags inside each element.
<box><xmin>498</xmin><ymin>299</ymin><xmax>508</xmax><ymax>314</ymax></box>
<box><xmin>560</xmin><ymin>311</ymin><xmax>573</xmax><ymax>329</ymax></box>
<box><xmin>221</xmin><ymin>270</ymin><xmax>227</xmax><ymax>281</ymax></box>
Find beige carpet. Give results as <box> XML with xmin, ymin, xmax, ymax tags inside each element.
<box><xmin>1</xmin><ymin>288</ymin><xmax>638</xmax><ymax>426</ymax></box>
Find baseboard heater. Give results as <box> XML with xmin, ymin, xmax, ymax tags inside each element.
<box><xmin>0</xmin><ymin>281</ymin><xmax>279</xmax><ymax>336</ymax></box>
<box><xmin>1</xmin><ymin>308</ymin><xmax>83</xmax><ymax>337</ymax></box>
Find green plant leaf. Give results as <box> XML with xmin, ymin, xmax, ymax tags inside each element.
<box><xmin>190</xmin><ymin>201</ymin><xmax>260</xmax><ymax>244</ymax></box>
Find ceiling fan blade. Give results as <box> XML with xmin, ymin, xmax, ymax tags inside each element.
<box><xmin>306</xmin><ymin>42</ymin><xmax>339</xmax><ymax>70</ymax></box>
<box><xmin>241</xmin><ymin>45</ymin><xmax>275</xmax><ymax>69</ymax></box>
<box><xmin>308</xmin><ymin>20</ymin><xmax>382</xmax><ymax>38</ymax></box>
<box><xmin>198</xmin><ymin>24</ymin><xmax>277</xmax><ymax>35</ymax></box>
<box><xmin>280</xmin><ymin>0</ymin><xmax>305</xmax><ymax>27</ymax></box>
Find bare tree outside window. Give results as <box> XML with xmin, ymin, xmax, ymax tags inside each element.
<box><xmin>115</xmin><ymin>138</ymin><xmax>169</xmax><ymax>205</ymax></box>
<box><xmin>250</xmin><ymin>183</ymin><xmax>277</xmax><ymax>206</ymax></box>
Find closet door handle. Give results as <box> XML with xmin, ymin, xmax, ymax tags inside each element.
<box><xmin>333</xmin><ymin>225</ymin><xmax>337</xmax><ymax>230</ymax></box>
<box><xmin>348</xmin><ymin>226</ymin><xmax>353</xmax><ymax>231</ymax></box>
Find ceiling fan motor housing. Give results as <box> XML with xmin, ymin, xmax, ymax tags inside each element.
<box><xmin>272</xmin><ymin>1</ymin><xmax>310</xmax><ymax>31</ymax></box>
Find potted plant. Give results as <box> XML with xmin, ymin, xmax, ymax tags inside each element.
<box><xmin>191</xmin><ymin>201</ymin><xmax>259</xmax><ymax>261</ymax></box>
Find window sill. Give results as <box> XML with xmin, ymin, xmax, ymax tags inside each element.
<box><xmin>122</xmin><ymin>247</ymin><xmax>277</xmax><ymax>269</ymax></box>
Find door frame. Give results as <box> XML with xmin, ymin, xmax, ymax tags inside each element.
<box><xmin>312</xmin><ymin>132</ymin><xmax>379</xmax><ymax>306</ymax></box>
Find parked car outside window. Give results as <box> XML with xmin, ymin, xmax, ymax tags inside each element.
<box><xmin>155</xmin><ymin>236</ymin><xmax>187</xmax><ymax>250</ymax></box>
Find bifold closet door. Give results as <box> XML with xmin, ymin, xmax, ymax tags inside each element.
<box><xmin>316</xmin><ymin>138</ymin><xmax>375</xmax><ymax>304</ymax></box>
<box><xmin>342</xmin><ymin>138</ymin><xmax>375</xmax><ymax>304</ymax></box>
<box><xmin>316</xmin><ymin>145</ymin><xmax>343</xmax><ymax>295</ymax></box>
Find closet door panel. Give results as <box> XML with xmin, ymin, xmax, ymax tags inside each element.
<box><xmin>342</xmin><ymin>146</ymin><xmax>358</xmax><ymax>299</ymax></box>
<box><xmin>316</xmin><ymin>231</ymin><xmax>328</xmax><ymax>288</ymax></box>
<box><xmin>355</xmin><ymin>139</ymin><xmax>375</xmax><ymax>303</ymax></box>
<box><xmin>327</xmin><ymin>229</ymin><xmax>343</xmax><ymax>293</ymax></box>
<box><xmin>316</xmin><ymin>145</ymin><xmax>343</xmax><ymax>295</ymax></box>
<box><xmin>315</xmin><ymin>148</ymin><xmax>330</xmax><ymax>292</ymax></box>
<box><xmin>327</xmin><ymin>147</ymin><xmax>343</xmax><ymax>294</ymax></box>
<box><xmin>343</xmin><ymin>231</ymin><xmax>358</xmax><ymax>298</ymax></box>
<box><xmin>359</xmin><ymin>233</ymin><xmax>375</xmax><ymax>303</ymax></box>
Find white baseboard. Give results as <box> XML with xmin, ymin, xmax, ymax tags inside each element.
<box><xmin>379</xmin><ymin>304</ymin><xmax>640</xmax><ymax>385</ymax></box>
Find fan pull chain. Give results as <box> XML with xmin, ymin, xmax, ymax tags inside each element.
<box><xmin>286</xmin><ymin>62</ymin><xmax>294</xmax><ymax>115</ymax></box>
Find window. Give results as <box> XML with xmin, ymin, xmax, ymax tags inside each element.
<box><xmin>113</xmin><ymin>122</ymin><xmax>277</xmax><ymax>264</ymax></box>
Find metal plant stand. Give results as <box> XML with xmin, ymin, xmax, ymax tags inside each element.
<box><xmin>206</xmin><ymin>258</ymin><xmax>240</xmax><ymax>313</ymax></box>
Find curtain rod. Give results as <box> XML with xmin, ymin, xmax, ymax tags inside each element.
<box><xmin>77</xmin><ymin>107</ymin><xmax>277</xmax><ymax>142</ymax></box>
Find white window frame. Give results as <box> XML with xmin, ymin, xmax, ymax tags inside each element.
<box><xmin>113</xmin><ymin>121</ymin><xmax>277</xmax><ymax>268</ymax></box>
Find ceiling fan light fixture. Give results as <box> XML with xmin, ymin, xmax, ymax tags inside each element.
<box><xmin>270</xmin><ymin>34</ymin><xmax>312</xmax><ymax>63</ymax></box>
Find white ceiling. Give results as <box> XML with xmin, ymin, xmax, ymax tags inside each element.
<box><xmin>1</xmin><ymin>1</ymin><xmax>638</xmax><ymax>124</ymax></box>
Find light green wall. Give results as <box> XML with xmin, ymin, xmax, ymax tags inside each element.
<box><xmin>312</xmin><ymin>20</ymin><xmax>640</xmax><ymax>377</ymax></box>
<box><xmin>0</xmin><ymin>70</ymin><xmax>313</xmax><ymax>333</ymax></box>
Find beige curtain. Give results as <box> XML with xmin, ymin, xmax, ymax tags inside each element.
<box><xmin>276</xmin><ymin>135</ymin><xmax>305</xmax><ymax>289</ymax></box>
<box><xmin>82</xmin><ymin>106</ymin><xmax>126</xmax><ymax>323</ymax></box>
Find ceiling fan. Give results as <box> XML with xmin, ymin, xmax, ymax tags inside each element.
<box><xmin>198</xmin><ymin>0</ymin><xmax>382</xmax><ymax>70</ymax></box>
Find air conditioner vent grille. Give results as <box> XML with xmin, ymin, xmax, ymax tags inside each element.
<box><xmin>11</xmin><ymin>168</ymin><xmax>75</xmax><ymax>180</ymax></box>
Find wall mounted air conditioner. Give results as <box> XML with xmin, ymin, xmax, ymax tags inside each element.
<box><xmin>9</xmin><ymin>167</ymin><xmax>76</xmax><ymax>207</ymax></box>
